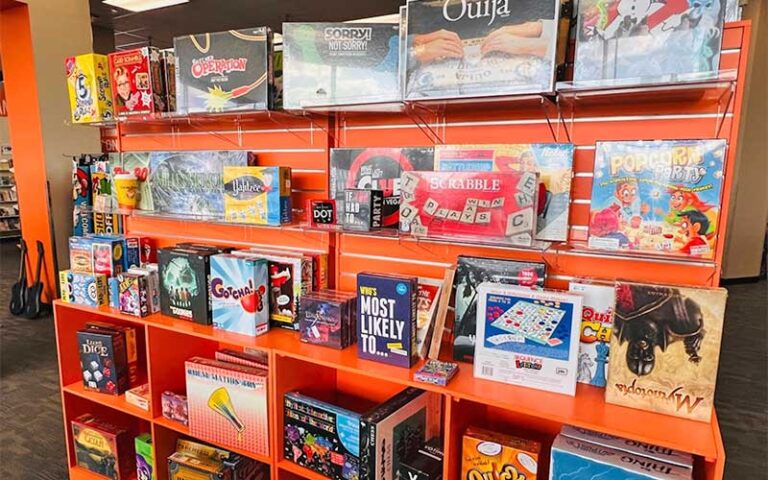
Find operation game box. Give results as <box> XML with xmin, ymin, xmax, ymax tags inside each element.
<box><xmin>66</xmin><ymin>53</ymin><xmax>114</xmax><ymax>124</ymax></box>
<box><xmin>283</xmin><ymin>23</ymin><xmax>401</xmax><ymax>109</ymax></box>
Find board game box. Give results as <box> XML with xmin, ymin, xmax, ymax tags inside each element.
<box><xmin>210</xmin><ymin>254</ymin><xmax>269</xmax><ymax>337</ymax></box>
<box><xmin>550</xmin><ymin>434</ymin><xmax>692</xmax><ymax>480</ymax></box>
<box><xmin>135</xmin><ymin>433</ymin><xmax>154</xmax><ymax>480</ymax></box>
<box><xmin>357</xmin><ymin>272</ymin><xmax>419</xmax><ymax>368</ymax></box>
<box><xmin>405</xmin><ymin>0</ymin><xmax>562</xmax><ymax>100</ymax></box>
<box><xmin>84</xmin><ymin>321</ymin><xmax>140</xmax><ymax>388</ymax></box>
<box><xmin>453</xmin><ymin>256</ymin><xmax>546</xmax><ymax>362</ymax></box>
<box><xmin>161</xmin><ymin>48</ymin><xmax>177</xmax><ymax>113</ymax></box>
<box><xmin>78</xmin><ymin>327</ymin><xmax>130</xmax><ymax>395</ymax></box>
<box><xmin>474</xmin><ymin>283</ymin><xmax>582</xmax><ymax>395</ymax></box>
<box><xmin>159</xmin><ymin>247</ymin><xmax>213</xmax><ymax>324</ymax></box>
<box><xmin>116</xmin><ymin>272</ymin><xmax>150</xmax><ymax>317</ymax></box>
<box><xmin>149</xmin><ymin>150</ymin><xmax>254</xmax><ymax>217</ymax></box>
<box><xmin>185</xmin><ymin>357</ymin><xmax>270</xmax><ymax>457</ymax></box>
<box><xmin>60</xmin><ymin>270</ymin><xmax>109</xmax><ymax>307</ymax></box>
<box><xmin>416</xmin><ymin>277</ymin><xmax>442</xmax><ymax>358</ymax></box>
<box><xmin>574</xmin><ymin>0</ymin><xmax>726</xmax><ymax>85</ymax></box>
<box><xmin>588</xmin><ymin>140</ymin><xmax>727</xmax><ymax>259</ymax></box>
<box><xmin>299</xmin><ymin>290</ymin><xmax>357</xmax><ymax>349</ymax></box>
<box><xmin>359</xmin><ymin>387</ymin><xmax>442</xmax><ymax>480</ymax></box>
<box><xmin>435</xmin><ymin>143</ymin><xmax>574</xmax><ymax>242</ymax></box>
<box><xmin>91</xmin><ymin>158</ymin><xmax>115</xmax><ymax>212</ymax></box>
<box><xmin>461</xmin><ymin>427</ymin><xmax>541</xmax><ymax>480</ymax></box>
<box><xmin>329</xmin><ymin>148</ymin><xmax>435</xmax><ymax>228</ymax></box>
<box><xmin>399</xmin><ymin>171</ymin><xmax>539</xmax><ymax>245</ymax></box>
<box><xmin>282</xmin><ymin>23</ymin><xmax>401</xmax><ymax>109</ymax></box>
<box><xmin>341</xmin><ymin>189</ymin><xmax>383</xmax><ymax>231</ymax></box>
<box><xmin>606</xmin><ymin>282</ymin><xmax>727</xmax><ymax>422</ymax></box>
<box><xmin>168</xmin><ymin>439</ymin><xmax>269</xmax><ymax>480</ymax></box>
<box><xmin>72</xmin><ymin>414</ymin><xmax>134</xmax><ymax>480</ymax></box>
<box><xmin>174</xmin><ymin>27</ymin><xmax>276</xmax><ymax>113</ymax></box>
<box><xmin>108</xmin><ymin>47</ymin><xmax>167</xmax><ymax>116</ymax></box>
<box><xmin>66</xmin><ymin>53</ymin><xmax>114</xmax><ymax>124</ymax></box>
<box><xmin>569</xmin><ymin>281</ymin><xmax>615</xmax><ymax>388</ymax></box>
<box><xmin>398</xmin><ymin>437</ymin><xmax>443</xmax><ymax>480</ymax></box>
<box><xmin>223</xmin><ymin>166</ymin><xmax>292</xmax><ymax>225</ymax></box>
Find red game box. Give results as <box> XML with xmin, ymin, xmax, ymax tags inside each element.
<box><xmin>399</xmin><ymin>171</ymin><xmax>539</xmax><ymax>246</ymax></box>
<box><xmin>71</xmin><ymin>414</ymin><xmax>135</xmax><ymax>480</ymax></box>
<box><xmin>108</xmin><ymin>47</ymin><xmax>167</xmax><ymax>116</ymax></box>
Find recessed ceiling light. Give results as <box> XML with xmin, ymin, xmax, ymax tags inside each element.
<box><xmin>102</xmin><ymin>0</ymin><xmax>189</xmax><ymax>13</ymax></box>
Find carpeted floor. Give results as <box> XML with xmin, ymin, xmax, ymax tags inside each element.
<box><xmin>0</xmin><ymin>240</ymin><xmax>765</xmax><ymax>479</ymax></box>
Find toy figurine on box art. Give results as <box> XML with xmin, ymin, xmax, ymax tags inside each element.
<box><xmin>223</xmin><ymin>166</ymin><xmax>292</xmax><ymax>226</ymax></box>
<box><xmin>66</xmin><ymin>54</ymin><xmax>114</xmax><ymax>124</ymax></box>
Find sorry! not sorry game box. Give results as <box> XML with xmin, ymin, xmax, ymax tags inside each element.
<box><xmin>588</xmin><ymin>140</ymin><xmax>727</xmax><ymax>259</ymax></box>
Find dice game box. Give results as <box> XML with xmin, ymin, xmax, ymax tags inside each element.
<box><xmin>357</xmin><ymin>272</ymin><xmax>418</xmax><ymax>368</ymax></box>
<box><xmin>210</xmin><ymin>254</ymin><xmax>269</xmax><ymax>336</ymax></box>
<box><xmin>72</xmin><ymin>414</ymin><xmax>134</xmax><ymax>480</ymax></box>
<box><xmin>78</xmin><ymin>327</ymin><xmax>130</xmax><ymax>395</ymax></box>
<box><xmin>159</xmin><ymin>247</ymin><xmax>213</xmax><ymax>324</ymax></box>
<box><xmin>116</xmin><ymin>272</ymin><xmax>151</xmax><ymax>318</ymax></box>
<box><xmin>65</xmin><ymin>53</ymin><xmax>114</xmax><ymax>124</ymax></box>
<box><xmin>399</xmin><ymin>171</ymin><xmax>539</xmax><ymax>246</ymax></box>
<box><xmin>108</xmin><ymin>47</ymin><xmax>167</xmax><ymax>116</ymax></box>
<box><xmin>223</xmin><ymin>166</ymin><xmax>292</xmax><ymax>226</ymax></box>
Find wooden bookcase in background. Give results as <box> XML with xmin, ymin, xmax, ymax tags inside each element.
<box><xmin>55</xmin><ymin>22</ymin><xmax>751</xmax><ymax>480</ymax></box>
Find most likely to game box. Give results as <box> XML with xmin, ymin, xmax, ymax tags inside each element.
<box><xmin>65</xmin><ymin>53</ymin><xmax>114</xmax><ymax>124</ymax></box>
<box><xmin>174</xmin><ymin>27</ymin><xmax>277</xmax><ymax>113</ymax></box>
<box><xmin>399</xmin><ymin>171</ymin><xmax>539</xmax><ymax>246</ymax></box>
<box><xmin>283</xmin><ymin>23</ymin><xmax>401</xmax><ymax>109</ymax></box>
<box><xmin>474</xmin><ymin>283</ymin><xmax>582</xmax><ymax>396</ymax></box>
<box><xmin>404</xmin><ymin>0</ymin><xmax>562</xmax><ymax>100</ymax></box>
<box><xmin>606</xmin><ymin>282</ymin><xmax>727</xmax><ymax>422</ymax></box>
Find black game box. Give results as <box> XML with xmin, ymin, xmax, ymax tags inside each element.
<box><xmin>342</xmin><ymin>189</ymin><xmax>384</xmax><ymax>232</ymax></box>
<box><xmin>158</xmin><ymin>247</ymin><xmax>213</xmax><ymax>324</ymax></box>
<box><xmin>78</xmin><ymin>327</ymin><xmax>130</xmax><ymax>395</ymax></box>
<box><xmin>299</xmin><ymin>290</ymin><xmax>357</xmax><ymax>349</ymax></box>
<box><xmin>174</xmin><ymin>27</ymin><xmax>277</xmax><ymax>113</ymax></box>
<box><xmin>282</xmin><ymin>23</ymin><xmax>401</xmax><ymax>109</ymax></box>
<box><xmin>397</xmin><ymin>437</ymin><xmax>444</xmax><ymax>480</ymax></box>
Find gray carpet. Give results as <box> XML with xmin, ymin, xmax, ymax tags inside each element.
<box><xmin>0</xmin><ymin>241</ymin><xmax>765</xmax><ymax>479</ymax></box>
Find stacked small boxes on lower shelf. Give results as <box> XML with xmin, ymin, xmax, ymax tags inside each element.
<box><xmin>168</xmin><ymin>439</ymin><xmax>269</xmax><ymax>479</ymax></box>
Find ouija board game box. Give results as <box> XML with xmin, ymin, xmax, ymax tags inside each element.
<box><xmin>283</xmin><ymin>23</ymin><xmax>401</xmax><ymax>109</ymax></box>
<box><xmin>174</xmin><ymin>27</ymin><xmax>277</xmax><ymax>113</ymax></box>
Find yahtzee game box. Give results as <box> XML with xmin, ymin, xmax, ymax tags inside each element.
<box><xmin>588</xmin><ymin>140</ymin><xmax>727</xmax><ymax>259</ymax></box>
<box><xmin>606</xmin><ymin>282</ymin><xmax>727</xmax><ymax>421</ymax></box>
<box><xmin>223</xmin><ymin>166</ymin><xmax>292</xmax><ymax>226</ymax></box>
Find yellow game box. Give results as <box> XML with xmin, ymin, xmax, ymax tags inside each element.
<box><xmin>65</xmin><ymin>53</ymin><xmax>114</xmax><ymax>124</ymax></box>
<box><xmin>461</xmin><ymin>427</ymin><xmax>541</xmax><ymax>480</ymax></box>
<box><xmin>223</xmin><ymin>166</ymin><xmax>292</xmax><ymax>226</ymax></box>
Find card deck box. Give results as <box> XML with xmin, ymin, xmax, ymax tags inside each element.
<box><xmin>282</xmin><ymin>23</ymin><xmax>401</xmax><ymax>109</ymax></box>
<box><xmin>92</xmin><ymin>237</ymin><xmax>126</xmax><ymax>276</ymax></box>
<box><xmin>72</xmin><ymin>414</ymin><xmax>134</xmax><ymax>480</ymax></box>
<box><xmin>299</xmin><ymin>290</ymin><xmax>357</xmax><ymax>349</ymax></box>
<box><xmin>307</xmin><ymin>199</ymin><xmax>337</xmax><ymax>228</ymax></box>
<box><xmin>127</xmin><ymin>384</ymin><xmax>151</xmax><ymax>412</ymax></box>
<box><xmin>60</xmin><ymin>270</ymin><xmax>109</xmax><ymax>307</ymax></box>
<box><xmin>284</xmin><ymin>391</ymin><xmax>377</xmax><ymax>480</ymax></box>
<box><xmin>94</xmin><ymin>212</ymin><xmax>124</xmax><ymax>235</ymax></box>
<box><xmin>453</xmin><ymin>256</ymin><xmax>547</xmax><ymax>362</ymax></box>
<box><xmin>140</xmin><ymin>237</ymin><xmax>157</xmax><ymax>266</ymax></box>
<box><xmin>116</xmin><ymin>272</ymin><xmax>150</xmax><ymax>317</ymax></box>
<box><xmin>397</xmin><ymin>437</ymin><xmax>443</xmax><ymax>480</ymax></box>
<box><xmin>223</xmin><ymin>166</ymin><xmax>292</xmax><ymax>226</ymax></box>
<box><xmin>185</xmin><ymin>357</ymin><xmax>270</xmax><ymax>457</ymax></box>
<box><xmin>66</xmin><ymin>53</ymin><xmax>114</xmax><ymax>124</ymax></box>
<box><xmin>161</xmin><ymin>391</ymin><xmax>189</xmax><ymax>426</ymax></box>
<box><xmin>359</xmin><ymin>387</ymin><xmax>442</xmax><ymax>480</ymax></box>
<box><xmin>550</xmin><ymin>434</ymin><xmax>692</xmax><ymax>480</ymax></box>
<box><xmin>357</xmin><ymin>272</ymin><xmax>418</xmax><ymax>368</ymax></box>
<box><xmin>135</xmin><ymin>433</ymin><xmax>154</xmax><ymax>480</ymax></box>
<box><xmin>606</xmin><ymin>282</ymin><xmax>727</xmax><ymax>422</ymax></box>
<box><xmin>399</xmin><ymin>170</ymin><xmax>538</xmax><ymax>246</ymax></box>
<box><xmin>210</xmin><ymin>254</ymin><xmax>270</xmax><ymax>336</ymax></box>
<box><xmin>159</xmin><ymin>248</ymin><xmax>213</xmax><ymax>324</ymax></box>
<box><xmin>108</xmin><ymin>47</ymin><xmax>167</xmax><ymax>116</ymax></box>
<box><xmin>568</xmin><ymin>281</ymin><xmax>615</xmax><ymax>388</ymax></box>
<box><xmin>461</xmin><ymin>427</ymin><xmax>541</xmax><ymax>480</ymax></box>
<box><xmin>78</xmin><ymin>327</ymin><xmax>130</xmax><ymax>395</ymax></box>
<box><xmin>174</xmin><ymin>27</ymin><xmax>276</xmax><ymax>113</ymax></box>
<box><xmin>342</xmin><ymin>189</ymin><xmax>383</xmax><ymax>231</ymax></box>
<box><xmin>123</xmin><ymin>236</ymin><xmax>142</xmax><ymax>270</ymax></box>
<box><xmin>108</xmin><ymin>276</ymin><xmax>120</xmax><ymax>309</ymax></box>
<box><xmin>474</xmin><ymin>283</ymin><xmax>583</xmax><ymax>395</ymax></box>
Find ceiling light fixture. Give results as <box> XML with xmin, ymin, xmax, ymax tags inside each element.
<box><xmin>102</xmin><ymin>0</ymin><xmax>189</xmax><ymax>13</ymax></box>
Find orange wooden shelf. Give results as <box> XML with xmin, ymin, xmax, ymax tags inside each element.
<box><xmin>62</xmin><ymin>381</ymin><xmax>153</xmax><ymax>422</ymax></box>
<box><xmin>69</xmin><ymin>466</ymin><xmax>136</xmax><ymax>480</ymax></box>
<box><xmin>276</xmin><ymin>460</ymin><xmax>329</xmax><ymax>480</ymax></box>
<box><xmin>152</xmin><ymin>415</ymin><xmax>190</xmax><ymax>436</ymax></box>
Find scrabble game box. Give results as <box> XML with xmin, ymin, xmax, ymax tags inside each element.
<box><xmin>606</xmin><ymin>282</ymin><xmax>727</xmax><ymax>421</ymax></box>
<box><xmin>210</xmin><ymin>254</ymin><xmax>269</xmax><ymax>336</ymax></box>
<box><xmin>474</xmin><ymin>283</ymin><xmax>582</xmax><ymax>395</ymax></box>
<box><xmin>399</xmin><ymin>171</ymin><xmax>539</xmax><ymax>246</ymax></box>
<box><xmin>461</xmin><ymin>427</ymin><xmax>541</xmax><ymax>480</ymax></box>
<box><xmin>174</xmin><ymin>27</ymin><xmax>276</xmax><ymax>113</ymax></box>
<box><xmin>77</xmin><ymin>327</ymin><xmax>130</xmax><ymax>395</ymax></box>
<box><xmin>72</xmin><ymin>414</ymin><xmax>135</xmax><ymax>479</ymax></box>
<box><xmin>453</xmin><ymin>256</ymin><xmax>547</xmax><ymax>362</ymax></box>
<box><xmin>223</xmin><ymin>166</ymin><xmax>292</xmax><ymax>226</ymax></box>
<box><xmin>357</xmin><ymin>272</ymin><xmax>418</xmax><ymax>368</ymax></box>
<box><xmin>185</xmin><ymin>357</ymin><xmax>270</xmax><ymax>457</ymax></box>
<box><xmin>569</xmin><ymin>281</ymin><xmax>615</xmax><ymax>388</ymax></box>
<box><xmin>282</xmin><ymin>23</ymin><xmax>401</xmax><ymax>109</ymax></box>
<box><xmin>65</xmin><ymin>53</ymin><xmax>114</xmax><ymax>124</ymax></box>
<box><xmin>108</xmin><ymin>47</ymin><xmax>167</xmax><ymax>116</ymax></box>
<box><xmin>159</xmin><ymin>247</ymin><xmax>213</xmax><ymax>324</ymax></box>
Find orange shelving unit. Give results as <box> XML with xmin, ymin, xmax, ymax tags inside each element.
<box><xmin>53</xmin><ymin>21</ymin><xmax>752</xmax><ymax>480</ymax></box>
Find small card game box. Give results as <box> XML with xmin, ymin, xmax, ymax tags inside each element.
<box><xmin>66</xmin><ymin>53</ymin><xmax>114</xmax><ymax>124</ymax></box>
<box><xmin>342</xmin><ymin>189</ymin><xmax>383</xmax><ymax>231</ymax></box>
<box><xmin>550</xmin><ymin>434</ymin><xmax>692</xmax><ymax>480</ymax></box>
<box><xmin>72</xmin><ymin>414</ymin><xmax>134</xmax><ymax>480</ymax></box>
<box><xmin>159</xmin><ymin>247</ymin><xmax>213</xmax><ymax>324</ymax></box>
<box><xmin>135</xmin><ymin>433</ymin><xmax>154</xmax><ymax>480</ymax></box>
<box><xmin>161</xmin><ymin>48</ymin><xmax>177</xmax><ymax>113</ymax></box>
<box><xmin>399</xmin><ymin>171</ymin><xmax>538</xmax><ymax>246</ymax></box>
<box><xmin>161</xmin><ymin>391</ymin><xmax>189</xmax><ymax>426</ymax></box>
<box><xmin>307</xmin><ymin>199</ymin><xmax>337</xmax><ymax>228</ymax></box>
<box><xmin>129</xmin><ymin>266</ymin><xmax>161</xmax><ymax>314</ymax></box>
<box><xmin>300</xmin><ymin>290</ymin><xmax>357</xmax><ymax>349</ymax></box>
<box><xmin>397</xmin><ymin>437</ymin><xmax>444</xmax><ymax>480</ymax></box>
<box><xmin>126</xmin><ymin>384</ymin><xmax>151</xmax><ymax>412</ymax></box>
<box><xmin>461</xmin><ymin>427</ymin><xmax>541</xmax><ymax>480</ymax></box>
<box><xmin>69</xmin><ymin>236</ymin><xmax>95</xmax><ymax>273</ymax></box>
<box><xmin>415</xmin><ymin>360</ymin><xmax>459</xmax><ymax>387</ymax></box>
<box><xmin>210</xmin><ymin>254</ymin><xmax>269</xmax><ymax>336</ymax></box>
<box><xmin>78</xmin><ymin>326</ymin><xmax>131</xmax><ymax>395</ymax></box>
<box><xmin>59</xmin><ymin>270</ymin><xmax>109</xmax><ymax>307</ymax></box>
<box><xmin>116</xmin><ymin>272</ymin><xmax>150</xmax><ymax>317</ymax></box>
<box><xmin>568</xmin><ymin>281</ymin><xmax>615</xmax><ymax>388</ymax></box>
<box><xmin>223</xmin><ymin>166</ymin><xmax>292</xmax><ymax>226</ymax></box>
<box><xmin>108</xmin><ymin>47</ymin><xmax>167</xmax><ymax>116</ymax></box>
<box><xmin>357</xmin><ymin>272</ymin><xmax>418</xmax><ymax>368</ymax></box>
